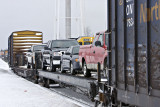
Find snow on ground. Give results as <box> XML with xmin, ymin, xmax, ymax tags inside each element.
<box><xmin>0</xmin><ymin>59</ymin><xmax>9</xmax><ymax>70</ymax></box>
<box><xmin>0</xmin><ymin>59</ymin><xmax>85</xmax><ymax>107</ymax></box>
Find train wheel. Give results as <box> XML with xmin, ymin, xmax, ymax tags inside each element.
<box><xmin>38</xmin><ymin>77</ymin><xmax>45</xmax><ymax>87</ymax></box>
<box><xmin>82</xmin><ymin>61</ymin><xmax>91</xmax><ymax>77</ymax></box>
<box><xmin>45</xmin><ymin>79</ymin><xmax>50</xmax><ymax>88</ymax></box>
<box><xmin>94</xmin><ymin>100</ymin><xmax>100</xmax><ymax>107</ymax></box>
<box><xmin>33</xmin><ymin>75</ymin><xmax>38</xmax><ymax>84</ymax></box>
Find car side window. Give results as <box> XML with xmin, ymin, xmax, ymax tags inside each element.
<box><xmin>92</xmin><ymin>35</ymin><xmax>99</xmax><ymax>46</ymax></box>
<box><xmin>98</xmin><ymin>34</ymin><xmax>103</xmax><ymax>46</ymax></box>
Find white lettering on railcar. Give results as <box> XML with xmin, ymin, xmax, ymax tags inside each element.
<box><xmin>127</xmin><ymin>18</ymin><xmax>134</xmax><ymax>27</ymax></box>
<box><xmin>126</xmin><ymin>4</ymin><xmax>134</xmax><ymax>15</ymax></box>
<box><xmin>126</xmin><ymin>2</ymin><xmax>134</xmax><ymax>27</ymax></box>
<box><xmin>126</xmin><ymin>0</ymin><xmax>133</xmax><ymax>3</ymax></box>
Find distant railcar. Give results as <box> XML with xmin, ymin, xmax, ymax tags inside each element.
<box><xmin>8</xmin><ymin>30</ymin><xmax>43</xmax><ymax>67</ymax></box>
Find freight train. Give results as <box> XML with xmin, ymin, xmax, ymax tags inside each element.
<box><xmin>7</xmin><ymin>0</ymin><xmax>160</xmax><ymax>106</ymax></box>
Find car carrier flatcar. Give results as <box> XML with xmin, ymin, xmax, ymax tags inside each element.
<box><xmin>8</xmin><ymin>30</ymin><xmax>97</xmax><ymax>102</ymax></box>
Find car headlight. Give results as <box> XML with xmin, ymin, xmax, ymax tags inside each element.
<box><xmin>54</xmin><ymin>52</ymin><xmax>62</xmax><ymax>56</ymax></box>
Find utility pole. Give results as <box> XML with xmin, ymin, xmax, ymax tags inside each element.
<box><xmin>65</xmin><ymin>0</ymin><xmax>71</xmax><ymax>39</ymax></box>
<box><xmin>57</xmin><ymin>0</ymin><xmax>60</xmax><ymax>39</ymax></box>
<box><xmin>55</xmin><ymin>0</ymin><xmax>60</xmax><ymax>39</ymax></box>
<box><xmin>80</xmin><ymin>0</ymin><xmax>85</xmax><ymax>36</ymax></box>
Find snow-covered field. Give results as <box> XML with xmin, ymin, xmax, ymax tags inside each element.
<box><xmin>0</xmin><ymin>59</ymin><xmax>85</xmax><ymax>107</ymax></box>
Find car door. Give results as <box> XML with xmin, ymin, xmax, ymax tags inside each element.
<box><xmin>96</xmin><ymin>33</ymin><xmax>106</xmax><ymax>66</ymax></box>
<box><xmin>44</xmin><ymin>41</ymin><xmax>51</xmax><ymax>64</ymax></box>
<box><xmin>62</xmin><ymin>47</ymin><xmax>71</xmax><ymax>69</ymax></box>
<box><xmin>93</xmin><ymin>33</ymin><xmax>106</xmax><ymax>69</ymax></box>
<box><xmin>90</xmin><ymin>35</ymin><xmax>99</xmax><ymax>69</ymax></box>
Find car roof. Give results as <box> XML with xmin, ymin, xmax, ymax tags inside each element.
<box><xmin>52</xmin><ymin>39</ymin><xmax>77</xmax><ymax>41</ymax></box>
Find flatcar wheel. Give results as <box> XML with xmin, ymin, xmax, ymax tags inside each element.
<box><xmin>39</xmin><ymin>77</ymin><xmax>45</xmax><ymax>87</ymax></box>
<box><xmin>33</xmin><ymin>76</ymin><xmax>38</xmax><ymax>84</ymax></box>
<box><xmin>83</xmin><ymin>61</ymin><xmax>91</xmax><ymax>77</ymax></box>
<box><xmin>45</xmin><ymin>79</ymin><xmax>50</xmax><ymax>88</ymax></box>
<box><xmin>70</xmin><ymin>63</ymin><xmax>75</xmax><ymax>75</ymax></box>
<box><xmin>94</xmin><ymin>100</ymin><xmax>100</xmax><ymax>107</ymax></box>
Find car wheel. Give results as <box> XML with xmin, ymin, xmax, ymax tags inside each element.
<box><xmin>50</xmin><ymin>59</ymin><xmax>56</xmax><ymax>72</ymax></box>
<box><xmin>32</xmin><ymin>58</ymin><xmax>35</xmax><ymax>69</ymax></box>
<box><xmin>60</xmin><ymin>61</ymin><xmax>65</xmax><ymax>73</ymax></box>
<box><xmin>41</xmin><ymin>56</ymin><xmax>47</xmax><ymax>70</ymax></box>
<box><xmin>42</xmin><ymin>62</ymin><xmax>47</xmax><ymax>70</ymax></box>
<box><xmin>70</xmin><ymin>63</ymin><xmax>75</xmax><ymax>75</ymax></box>
<box><xmin>82</xmin><ymin>61</ymin><xmax>91</xmax><ymax>77</ymax></box>
<box><xmin>27</xmin><ymin>62</ymin><xmax>31</xmax><ymax>69</ymax></box>
<box><xmin>94</xmin><ymin>100</ymin><xmax>100</xmax><ymax>107</ymax></box>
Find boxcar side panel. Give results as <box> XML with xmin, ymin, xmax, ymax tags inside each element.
<box><xmin>109</xmin><ymin>0</ymin><xmax>160</xmax><ymax>106</ymax></box>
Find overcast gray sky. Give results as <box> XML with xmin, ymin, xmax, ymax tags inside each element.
<box><xmin>0</xmin><ymin>0</ymin><xmax>107</xmax><ymax>49</ymax></box>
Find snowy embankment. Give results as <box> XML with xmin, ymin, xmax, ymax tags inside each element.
<box><xmin>0</xmin><ymin>59</ymin><xmax>85</xmax><ymax>107</ymax></box>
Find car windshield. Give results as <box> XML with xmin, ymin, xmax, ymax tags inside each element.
<box><xmin>52</xmin><ymin>40</ymin><xmax>79</xmax><ymax>48</ymax></box>
<box><xmin>72</xmin><ymin>46</ymin><xmax>80</xmax><ymax>54</ymax></box>
<box><xmin>33</xmin><ymin>45</ymin><xmax>46</xmax><ymax>51</ymax></box>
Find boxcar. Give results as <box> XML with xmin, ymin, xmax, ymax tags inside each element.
<box><xmin>95</xmin><ymin>0</ymin><xmax>160</xmax><ymax>107</ymax></box>
<box><xmin>8</xmin><ymin>30</ymin><xmax>43</xmax><ymax>67</ymax></box>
